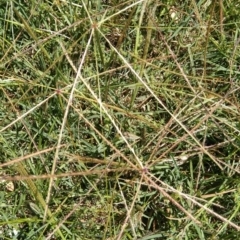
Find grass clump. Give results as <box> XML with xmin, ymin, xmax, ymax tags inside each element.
<box><xmin>0</xmin><ymin>0</ymin><xmax>240</xmax><ymax>239</ymax></box>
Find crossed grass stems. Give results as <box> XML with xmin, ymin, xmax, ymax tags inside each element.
<box><xmin>1</xmin><ymin>0</ymin><xmax>240</xmax><ymax>238</ymax></box>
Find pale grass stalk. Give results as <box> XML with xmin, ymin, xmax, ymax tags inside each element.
<box><xmin>31</xmin><ymin>100</ymin><xmax>143</xmax><ymax>239</ymax></box>
<box><xmin>148</xmin><ymin>96</ymin><xmax>239</xmax><ymax>173</ymax></box>
<box><xmin>146</xmin><ymin>93</ymin><xmax>201</xmax><ymax>162</ymax></box>
<box><xmin>148</xmin><ymin>174</ymin><xmax>240</xmax><ymax>231</ymax></box>
<box><xmin>66</xmin><ymin>33</ymin><xmax>144</xmax><ymax>167</ymax></box>
<box><xmin>0</xmin><ymin>145</ymin><xmax>65</xmax><ymax>168</ymax></box>
<box><xmin>71</xmin><ymin>104</ymin><xmax>139</xmax><ymax>169</ymax></box>
<box><xmin>78</xmin><ymin>73</ymin><xmax>144</xmax><ymax>168</ymax></box>
<box><xmin>80</xmin><ymin>0</ymin><xmax>93</xmax><ymax>24</ymax></box>
<box><xmin>7</xmin><ymin>19</ymin><xmax>85</xmax><ymax>64</ymax></box>
<box><xmin>43</xmin><ymin>29</ymin><xmax>94</xmax><ymax>220</ymax></box>
<box><xmin>178</xmin><ymin>188</ymin><xmax>240</xmax><ymax>231</ymax></box>
<box><xmin>58</xmin><ymin>40</ymin><xmax>77</xmax><ymax>73</ymax></box>
<box><xmin>154</xmin><ymin>17</ymin><xmax>238</xmax><ymax>172</ymax></box>
<box><xmin>116</xmin><ymin>174</ymin><xmax>143</xmax><ymax>240</ymax></box>
<box><xmin>45</xmin><ymin>167</ymin><xmax>108</xmax><ymax>240</ymax></box>
<box><xmin>0</xmin><ymin>92</ymin><xmax>56</xmax><ymax>133</ymax></box>
<box><xmin>98</xmin><ymin>0</ymin><xmax>145</xmax><ymax>26</ymax></box>
<box><xmin>143</xmin><ymin>173</ymin><xmax>202</xmax><ymax>226</ymax></box>
<box><xmin>46</xmin><ymin>200</ymin><xmax>85</xmax><ymax>240</ymax></box>
<box><xmin>153</xmin><ymin>16</ymin><xmax>200</xmax><ymax>95</ymax></box>
<box><xmin>218</xmin><ymin>203</ymin><xmax>240</xmax><ymax>235</ymax></box>
<box><xmin>59</xmin><ymin>39</ymin><xmax>143</xmax><ymax>168</ymax></box>
<box><xmin>98</xmin><ymin>27</ymin><xmax>224</xmax><ymax>170</ymax></box>
<box><xmin>60</xmin><ymin>0</ymin><xmax>82</xmax><ymax>8</ymax></box>
<box><xmin>0</xmin><ymin>167</ymin><xmax>133</xmax><ymax>182</ymax></box>
<box><xmin>2</xmin><ymin>88</ymin><xmax>55</xmax><ymax>176</ymax></box>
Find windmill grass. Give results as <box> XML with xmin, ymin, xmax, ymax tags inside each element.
<box><xmin>0</xmin><ymin>0</ymin><xmax>240</xmax><ymax>239</ymax></box>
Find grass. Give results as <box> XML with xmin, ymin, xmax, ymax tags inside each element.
<box><xmin>0</xmin><ymin>0</ymin><xmax>240</xmax><ymax>239</ymax></box>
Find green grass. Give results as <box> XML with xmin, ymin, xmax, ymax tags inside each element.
<box><xmin>0</xmin><ymin>0</ymin><xmax>240</xmax><ymax>239</ymax></box>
